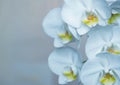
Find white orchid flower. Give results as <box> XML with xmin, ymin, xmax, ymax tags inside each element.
<box><xmin>86</xmin><ymin>25</ymin><xmax>120</xmax><ymax>59</ymax></box>
<box><xmin>62</xmin><ymin>0</ymin><xmax>111</xmax><ymax>35</ymax></box>
<box><xmin>43</xmin><ymin>8</ymin><xmax>80</xmax><ymax>47</ymax></box>
<box><xmin>48</xmin><ymin>47</ymin><xmax>82</xmax><ymax>84</ymax></box>
<box><xmin>80</xmin><ymin>53</ymin><xmax>120</xmax><ymax>85</ymax></box>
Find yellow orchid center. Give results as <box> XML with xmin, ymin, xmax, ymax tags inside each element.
<box><xmin>63</xmin><ymin>70</ymin><xmax>77</xmax><ymax>80</ymax></box>
<box><xmin>107</xmin><ymin>48</ymin><xmax>120</xmax><ymax>55</ymax></box>
<box><xmin>100</xmin><ymin>73</ymin><xmax>116</xmax><ymax>85</ymax></box>
<box><xmin>58</xmin><ymin>32</ymin><xmax>72</xmax><ymax>41</ymax></box>
<box><xmin>108</xmin><ymin>13</ymin><xmax>120</xmax><ymax>24</ymax></box>
<box><xmin>83</xmin><ymin>14</ymin><xmax>98</xmax><ymax>27</ymax></box>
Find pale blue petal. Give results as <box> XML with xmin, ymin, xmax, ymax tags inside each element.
<box><xmin>64</xmin><ymin>0</ymin><xmax>82</xmax><ymax>8</ymax></box>
<box><xmin>77</xmin><ymin>24</ymin><xmax>90</xmax><ymax>35</ymax></box>
<box><xmin>94</xmin><ymin>0</ymin><xmax>111</xmax><ymax>19</ymax></box>
<box><xmin>62</xmin><ymin>3</ymin><xmax>85</xmax><ymax>28</ymax></box>
<box><xmin>58</xmin><ymin>75</ymin><xmax>68</xmax><ymax>84</ymax></box>
<box><xmin>111</xmin><ymin>26</ymin><xmax>120</xmax><ymax>43</ymax></box>
<box><xmin>68</xmin><ymin>26</ymin><xmax>80</xmax><ymax>40</ymax></box>
<box><xmin>43</xmin><ymin>8</ymin><xmax>66</xmax><ymax>38</ymax></box>
<box><xmin>48</xmin><ymin>47</ymin><xmax>82</xmax><ymax>75</ymax></box>
<box><xmin>54</xmin><ymin>38</ymin><xmax>64</xmax><ymax>48</ymax></box>
<box><xmin>97</xmin><ymin>13</ymin><xmax>108</xmax><ymax>26</ymax></box>
<box><xmin>110</xmin><ymin>1</ymin><xmax>120</xmax><ymax>13</ymax></box>
<box><xmin>81</xmin><ymin>72</ymin><xmax>101</xmax><ymax>85</ymax></box>
<box><xmin>96</xmin><ymin>53</ymin><xmax>120</xmax><ymax>69</ymax></box>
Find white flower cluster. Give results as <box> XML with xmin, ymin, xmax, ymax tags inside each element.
<box><xmin>43</xmin><ymin>0</ymin><xmax>120</xmax><ymax>85</ymax></box>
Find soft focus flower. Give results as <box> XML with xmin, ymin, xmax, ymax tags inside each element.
<box><xmin>43</xmin><ymin>8</ymin><xmax>80</xmax><ymax>47</ymax></box>
<box><xmin>86</xmin><ymin>25</ymin><xmax>120</xmax><ymax>59</ymax></box>
<box><xmin>80</xmin><ymin>53</ymin><xmax>120</xmax><ymax>85</ymax></box>
<box><xmin>62</xmin><ymin>0</ymin><xmax>111</xmax><ymax>35</ymax></box>
<box><xmin>48</xmin><ymin>47</ymin><xmax>82</xmax><ymax>84</ymax></box>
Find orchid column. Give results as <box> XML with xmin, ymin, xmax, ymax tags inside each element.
<box><xmin>43</xmin><ymin>0</ymin><xmax>120</xmax><ymax>85</ymax></box>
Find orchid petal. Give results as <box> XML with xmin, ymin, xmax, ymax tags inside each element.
<box><xmin>110</xmin><ymin>1</ymin><xmax>120</xmax><ymax>13</ymax></box>
<box><xmin>94</xmin><ymin>0</ymin><xmax>111</xmax><ymax>19</ymax></box>
<box><xmin>111</xmin><ymin>26</ymin><xmax>120</xmax><ymax>42</ymax></box>
<box><xmin>77</xmin><ymin>24</ymin><xmax>90</xmax><ymax>35</ymax></box>
<box><xmin>58</xmin><ymin>75</ymin><xmax>68</xmax><ymax>84</ymax></box>
<box><xmin>43</xmin><ymin>8</ymin><xmax>66</xmax><ymax>38</ymax></box>
<box><xmin>84</xmin><ymin>0</ymin><xmax>111</xmax><ymax>19</ymax></box>
<box><xmin>62</xmin><ymin>3</ymin><xmax>85</xmax><ymax>28</ymax></box>
<box><xmin>54</xmin><ymin>38</ymin><xmax>64</xmax><ymax>48</ymax></box>
<box><xmin>68</xmin><ymin>26</ymin><xmax>80</xmax><ymax>40</ymax></box>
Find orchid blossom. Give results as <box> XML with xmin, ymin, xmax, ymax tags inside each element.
<box><xmin>62</xmin><ymin>0</ymin><xmax>111</xmax><ymax>35</ymax></box>
<box><xmin>43</xmin><ymin>8</ymin><xmax>80</xmax><ymax>47</ymax></box>
<box><xmin>80</xmin><ymin>53</ymin><xmax>120</xmax><ymax>85</ymax></box>
<box><xmin>48</xmin><ymin>47</ymin><xmax>82</xmax><ymax>84</ymax></box>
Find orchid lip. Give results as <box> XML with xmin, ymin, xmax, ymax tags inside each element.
<box><xmin>82</xmin><ymin>12</ymin><xmax>98</xmax><ymax>27</ymax></box>
<box><xmin>58</xmin><ymin>32</ymin><xmax>73</xmax><ymax>41</ymax></box>
<box><xmin>63</xmin><ymin>70</ymin><xmax>77</xmax><ymax>80</ymax></box>
<box><xmin>63</xmin><ymin>66</ymin><xmax>77</xmax><ymax>81</ymax></box>
<box><xmin>107</xmin><ymin>48</ymin><xmax>120</xmax><ymax>54</ymax></box>
<box><xmin>108</xmin><ymin>13</ymin><xmax>120</xmax><ymax>24</ymax></box>
<box><xmin>102</xmin><ymin>43</ymin><xmax>120</xmax><ymax>55</ymax></box>
<box><xmin>100</xmin><ymin>72</ymin><xmax>116</xmax><ymax>85</ymax></box>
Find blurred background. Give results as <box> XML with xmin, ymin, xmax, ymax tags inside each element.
<box><xmin>0</xmin><ymin>0</ymin><xmax>86</xmax><ymax>85</ymax></box>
